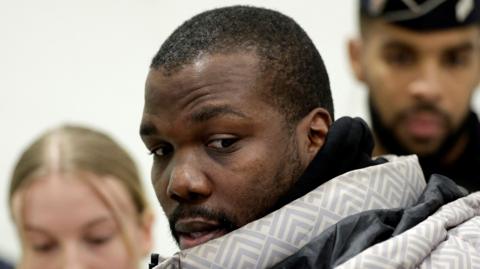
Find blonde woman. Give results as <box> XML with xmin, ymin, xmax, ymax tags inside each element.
<box><xmin>9</xmin><ymin>125</ymin><xmax>153</xmax><ymax>269</ymax></box>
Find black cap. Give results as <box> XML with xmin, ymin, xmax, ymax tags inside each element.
<box><xmin>360</xmin><ymin>0</ymin><xmax>480</xmax><ymax>31</ymax></box>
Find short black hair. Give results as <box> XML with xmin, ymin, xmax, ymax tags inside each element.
<box><xmin>150</xmin><ymin>5</ymin><xmax>334</xmax><ymax>123</ymax></box>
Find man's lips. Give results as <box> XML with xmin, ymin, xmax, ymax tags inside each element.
<box><xmin>403</xmin><ymin>112</ymin><xmax>445</xmax><ymax>139</ymax></box>
<box><xmin>175</xmin><ymin>218</ymin><xmax>227</xmax><ymax>249</ymax></box>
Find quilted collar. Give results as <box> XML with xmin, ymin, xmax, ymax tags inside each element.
<box><xmin>155</xmin><ymin>155</ymin><xmax>426</xmax><ymax>269</ymax></box>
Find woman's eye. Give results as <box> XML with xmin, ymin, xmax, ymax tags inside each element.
<box><xmin>207</xmin><ymin>138</ymin><xmax>238</xmax><ymax>149</ymax></box>
<box><xmin>32</xmin><ymin>243</ymin><xmax>56</xmax><ymax>253</ymax></box>
<box><xmin>86</xmin><ymin>235</ymin><xmax>113</xmax><ymax>246</ymax></box>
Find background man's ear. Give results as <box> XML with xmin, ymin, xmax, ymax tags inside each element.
<box><xmin>296</xmin><ymin>108</ymin><xmax>332</xmax><ymax>164</ymax></box>
<box><xmin>348</xmin><ymin>38</ymin><xmax>366</xmax><ymax>82</ymax></box>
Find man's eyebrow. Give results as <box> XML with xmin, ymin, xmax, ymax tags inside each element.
<box><xmin>445</xmin><ymin>42</ymin><xmax>474</xmax><ymax>53</ymax></box>
<box><xmin>190</xmin><ymin>105</ymin><xmax>250</xmax><ymax>122</ymax></box>
<box><xmin>140</xmin><ymin>122</ymin><xmax>157</xmax><ymax>137</ymax></box>
<box><xmin>383</xmin><ymin>40</ymin><xmax>475</xmax><ymax>53</ymax></box>
<box><xmin>382</xmin><ymin>40</ymin><xmax>414</xmax><ymax>51</ymax></box>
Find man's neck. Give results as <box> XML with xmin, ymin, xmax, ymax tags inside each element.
<box><xmin>372</xmin><ymin>132</ymin><xmax>470</xmax><ymax>166</ymax></box>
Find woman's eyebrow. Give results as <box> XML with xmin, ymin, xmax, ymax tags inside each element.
<box><xmin>82</xmin><ymin>216</ymin><xmax>113</xmax><ymax>230</ymax></box>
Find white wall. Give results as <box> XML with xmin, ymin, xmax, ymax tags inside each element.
<box><xmin>1</xmin><ymin>0</ymin><xmax>479</xmax><ymax>263</ymax></box>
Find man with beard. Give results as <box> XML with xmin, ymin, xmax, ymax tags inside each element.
<box><xmin>348</xmin><ymin>0</ymin><xmax>480</xmax><ymax>191</ymax></box>
<box><xmin>142</xmin><ymin>5</ymin><xmax>480</xmax><ymax>268</ymax></box>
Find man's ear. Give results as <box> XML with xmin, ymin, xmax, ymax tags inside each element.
<box><xmin>348</xmin><ymin>38</ymin><xmax>366</xmax><ymax>82</ymax></box>
<box><xmin>296</xmin><ymin>108</ymin><xmax>332</xmax><ymax>163</ymax></box>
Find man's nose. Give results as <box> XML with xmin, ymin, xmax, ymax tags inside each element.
<box><xmin>166</xmin><ymin>152</ymin><xmax>212</xmax><ymax>203</ymax></box>
<box><xmin>408</xmin><ymin>61</ymin><xmax>443</xmax><ymax>103</ymax></box>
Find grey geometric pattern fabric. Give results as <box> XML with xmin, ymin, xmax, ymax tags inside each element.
<box><xmin>336</xmin><ymin>191</ymin><xmax>480</xmax><ymax>269</ymax></box>
<box><xmin>155</xmin><ymin>155</ymin><xmax>425</xmax><ymax>269</ymax></box>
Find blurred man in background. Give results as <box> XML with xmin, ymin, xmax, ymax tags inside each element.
<box><xmin>349</xmin><ymin>0</ymin><xmax>480</xmax><ymax>190</ymax></box>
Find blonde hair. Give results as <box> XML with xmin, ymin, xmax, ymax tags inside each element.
<box><xmin>9</xmin><ymin>125</ymin><xmax>148</xmax><ymax>217</ymax></box>
<box><xmin>9</xmin><ymin>125</ymin><xmax>154</xmax><ymax>269</ymax></box>
<box><xmin>9</xmin><ymin>125</ymin><xmax>152</xmax><ymax>268</ymax></box>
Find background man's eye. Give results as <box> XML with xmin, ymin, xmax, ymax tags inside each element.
<box><xmin>208</xmin><ymin>138</ymin><xmax>237</xmax><ymax>149</ymax></box>
<box><xmin>444</xmin><ymin>52</ymin><xmax>469</xmax><ymax>67</ymax></box>
<box><xmin>385</xmin><ymin>51</ymin><xmax>415</xmax><ymax>66</ymax></box>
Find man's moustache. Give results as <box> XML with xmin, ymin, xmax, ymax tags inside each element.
<box><xmin>394</xmin><ymin>103</ymin><xmax>451</xmax><ymax>127</ymax></box>
<box><xmin>168</xmin><ymin>205</ymin><xmax>238</xmax><ymax>241</ymax></box>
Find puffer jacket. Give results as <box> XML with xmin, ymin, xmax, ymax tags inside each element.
<box><xmin>151</xmin><ymin>118</ymin><xmax>480</xmax><ymax>269</ymax></box>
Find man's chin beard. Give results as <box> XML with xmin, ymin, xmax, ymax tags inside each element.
<box><xmin>368</xmin><ymin>100</ymin><xmax>467</xmax><ymax>162</ymax></box>
<box><xmin>168</xmin><ymin>205</ymin><xmax>239</xmax><ymax>248</ymax></box>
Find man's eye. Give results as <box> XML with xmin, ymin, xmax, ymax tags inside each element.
<box><xmin>443</xmin><ymin>52</ymin><xmax>469</xmax><ymax>67</ymax></box>
<box><xmin>384</xmin><ymin>50</ymin><xmax>415</xmax><ymax>66</ymax></box>
<box><xmin>150</xmin><ymin>144</ymin><xmax>173</xmax><ymax>157</ymax></box>
<box><xmin>207</xmin><ymin>138</ymin><xmax>238</xmax><ymax>149</ymax></box>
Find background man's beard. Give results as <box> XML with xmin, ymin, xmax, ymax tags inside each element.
<box><xmin>368</xmin><ymin>98</ymin><xmax>467</xmax><ymax>162</ymax></box>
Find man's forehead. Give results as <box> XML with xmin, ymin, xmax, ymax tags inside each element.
<box><xmin>143</xmin><ymin>52</ymin><xmax>270</xmax><ymax>123</ymax></box>
<box><xmin>149</xmin><ymin>51</ymin><xmax>260</xmax><ymax>76</ymax></box>
<box><xmin>371</xmin><ymin>21</ymin><xmax>480</xmax><ymax>49</ymax></box>
<box><xmin>145</xmin><ymin>52</ymin><xmax>262</xmax><ymax>99</ymax></box>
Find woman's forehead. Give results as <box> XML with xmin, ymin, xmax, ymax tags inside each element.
<box><xmin>15</xmin><ymin>172</ymin><xmax>137</xmax><ymax>230</ymax></box>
